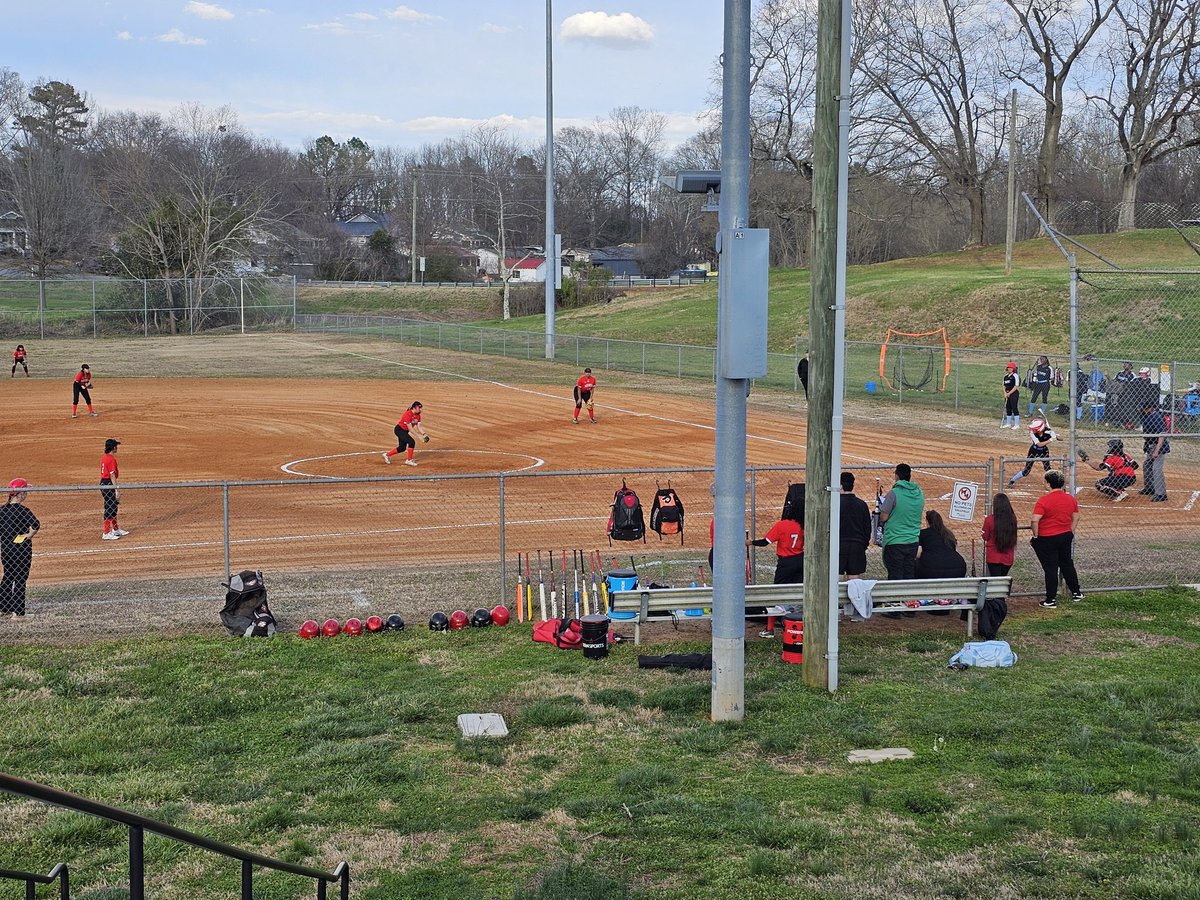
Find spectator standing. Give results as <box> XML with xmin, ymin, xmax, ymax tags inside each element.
<box><xmin>878</xmin><ymin>463</ymin><xmax>924</xmax><ymax>580</ymax></box>
<box><xmin>1031</xmin><ymin>471</ymin><xmax>1083</xmax><ymax>609</ymax></box>
<box><xmin>838</xmin><ymin>472</ymin><xmax>872</xmax><ymax>579</ymax></box>
<box><xmin>1002</xmin><ymin>362</ymin><xmax>1020</xmax><ymax>429</ymax></box>
<box><xmin>1140</xmin><ymin>399</ymin><xmax>1170</xmax><ymax>502</ymax></box>
<box><xmin>981</xmin><ymin>493</ymin><xmax>1017</xmax><ymax>576</ymax></box>
<box><xmin>1028</xmin><ymin>356</ymin><xmax>1052</xmax><ymax>418</ymax></box>
<box><xmin>1123</xmin><ymin>367</ymin><xmax>1158</xmax><ymax>429</ymax></box>
<box><xmin>1110</xmin><ymin>362</ymin><xmax>1137</xmax><ymax>426</ymax></box>
<box><xmin>797</xmin><ymin>351</ymin><xmax>810</xmax><ymax>401</ymax></box>
<box><xmin>0</xmin><ymin>479</ymin><xmax>40</xmax><ymax>620</ymax></box>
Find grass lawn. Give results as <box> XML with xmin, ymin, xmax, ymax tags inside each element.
<box><xmin>3</xmin><ymin>588</ymin><xmax>1200</xmax><ymax>898</ymax></box>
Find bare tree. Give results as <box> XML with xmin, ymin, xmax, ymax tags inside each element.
<box><xmin>598</xmin><ymin>106</ymin><xmax>666</xmax><ymax>242</ymax></box>
<box><xmin>1003</xmin><ymin>0</ymin><xmax>1119</xmax><ymax>225</ymax></box>
<box><xmin>1086</xmin><ymin>0</ymin><xmax>1200</xmax><ymax>230</ymax></box>
<box><xmin>299</xmin><ymin>135</ymin><xmax>376</xmax><ymax>221</ymax></box>
<box><xmin>858</xmin><ymin>0</ymin><xmax>1009</xmax><ymax>247</ymax></box>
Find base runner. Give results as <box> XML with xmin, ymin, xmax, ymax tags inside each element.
<box><xmin>383</xmin><ymin>401</ymin><xmax>428</xmax><ymax>467</ymax></box>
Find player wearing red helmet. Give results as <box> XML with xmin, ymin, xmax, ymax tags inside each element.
<box><xmin>1</xmin><ymin>478</ymin><xmax>40</xmax><ymax>619</ymax></box>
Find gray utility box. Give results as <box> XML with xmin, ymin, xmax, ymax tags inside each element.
<box><xmin>716</xmin><ymin>227</ymin><xmax>769</xmax><ymax>379</ymax></box>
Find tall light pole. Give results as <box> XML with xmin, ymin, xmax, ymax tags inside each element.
<box><xmin>544</xmin><ymin>0</ymin><xmax>557</xmax><ymax>359</ymax></box>
<box><xmin>410</xmin><ymin>167</ymin><xmax>419</xmax><ymax>283</ymax></box>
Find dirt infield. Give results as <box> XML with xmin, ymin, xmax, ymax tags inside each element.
<box><xmin>1</xmin><ymin>334</ymin><xmax>1197</xmax><ymax>642</ymax></box>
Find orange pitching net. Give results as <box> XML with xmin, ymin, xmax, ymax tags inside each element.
<box><xmin>879</xmin><ymin>327</ymin><xmax>951</xmax><ymax>392</ymax></box>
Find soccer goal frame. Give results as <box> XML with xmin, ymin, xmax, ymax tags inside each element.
<box><xmin>878</xmin><ymin>327</ymin><xmax>952</xmax><ymax>392</ymax></box>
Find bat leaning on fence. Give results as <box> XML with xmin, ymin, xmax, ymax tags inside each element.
<box><xmin>538</xmin><ymin>549</ymin><xmax>547</xmax><ymax>622</ymax></box>
<box><xmin>516</xmin><ymin>553</ymin><xmax>524</xmax><ymax>624</ymax></box>
<box><xmin>548</xmin><ymin>549</ymin><xmax>557</xmax><ymax>619</ymax></box>
<box><xmin>525</xmin><ymin>552</ymin><xmax>534</xmax><ymax>623</ymax></box>
<box><xmin>580</xmin><ymin>549</ymin><xmax>591</xmax><ymax>616</ymax></box>
<box><xmin>573</xmin><ymin>552</ymin><xmax>582</xmax><ymax>620</ymax></box>
<box><xmin>591</xmin><ymin>550</ymin><xmax>603</xmax><ymax>614</ymax></box>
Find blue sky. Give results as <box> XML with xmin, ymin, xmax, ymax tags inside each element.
<box><xmin>4</xmin><ymin>2</ymin><xmax>725</xmax><ymax>151</ymax></box>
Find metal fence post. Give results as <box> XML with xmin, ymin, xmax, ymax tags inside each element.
<box><xmin>144</xmin><ymin>281</ymin><xmax>149</xmax><ymax>337</ymax></box>
<box><xmin>678</xmin><ymin>345</ymin><xmax>682</xmax><ymax>378</ymax></box>
<box><xmin>498</xmin><ymin>474</ymin><xmax>506</xmax><ymax>606</ymax></box>
<box><xmin>642</xmin><ymin>343</ymin><xmax>646</xmax><ymax>374</ymax></box>
<box><xmin>954</xmin><ymin>348</ymin><xmax>960</xmax><ymax>409</ymax></box>
<box><xmin>223</xmin><ymin>483</ymin><xmax>231</xmax><ymax>580</ymax></box>
<box><xmin>748</xmin><ymin>468</ymin><xmax>757</xmax><ymax>582</ymax></box>
<box><xmin>129</xmin><ymin>825</ymin><xmax>144</xmax><ymax>900</ymax></box>
<box><xmin>241</xmin><ymin>859</ymin><xmax>252</xmax><ymax>899</ymax></box>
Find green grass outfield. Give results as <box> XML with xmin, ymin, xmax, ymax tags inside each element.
<box><xmin>4</xmin><ymin>588</ymin><xmax>1199</xmax><ymax>898</ymax></box>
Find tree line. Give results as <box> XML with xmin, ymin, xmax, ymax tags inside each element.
<box><xmin>1</xmin><ymin>0</ymin><xmax>1197</xmax><ymax>287</ymax></box>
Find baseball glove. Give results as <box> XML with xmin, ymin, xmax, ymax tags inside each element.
<box><xmin>421</xmin><ymin>434</ymin><xmax>430</xmax><ymax>444</ymax></box>
<box><xmin>1077</xmin><ymin>449</ymin><xmax>1089</xmax><ymax>462</ymax></box>
<box><xmin>585</xmin><ymin>400</ymin><xmax>594</xmax><ymax>412</ymax></box>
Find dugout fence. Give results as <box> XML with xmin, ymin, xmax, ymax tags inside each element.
<box><xmin>11</xmin><ymin>457</ymin><xmax>1199</xmax><ymax>639</ymax></box>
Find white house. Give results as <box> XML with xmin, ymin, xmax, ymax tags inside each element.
<box><xmin>0</xmin><ymin>210</ymin><xmax>27</xmax><ymax>255</ymax></box>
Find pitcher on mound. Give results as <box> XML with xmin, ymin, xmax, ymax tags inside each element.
<box><xmin>384</xmin><ymin>401</ymin><xmax>428</xmax><ymax>467</ymax></box>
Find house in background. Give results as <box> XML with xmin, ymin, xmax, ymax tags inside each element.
<box><xmin>565</xmin><ymin>244</ymin><xmax>644</xmax><ymax>278</ymax></box>
<box><xmin>0</xmin><ymin>210</ymin><xmax>28</xmax><ymax>256</ymax></box>
<box><xmin>334</xmin><ymin>212</ymin><xmax>392</xmax><ymax>247</ymax></box>
<box><xmin>505</xmin><ymin>256</ymin><xmax>547</xmax><ymax>282</ymax></box>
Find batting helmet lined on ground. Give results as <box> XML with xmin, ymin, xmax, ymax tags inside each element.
<box><xmin>429</xmin><ymin>612</ymin><xmax>449</xmax><ymax>631</ymax></box>
<box><xmin>365</xmin><ymin>615</ymin><xmax>384</xmax><ymax>633</ymax></box>
<box><xmin>321</xmin><ymin>618</ymin><xmax>341</xmax><ymax>637</ymax></box>
<box><xmin>490</xmin><ymin>605</ymin><xmax>511</xmax><ymax>626</ymax></box>
<box><xmin>343</xmin><ymin>617</ymin><xmax>364</xmax><ymax>636</ymax></box>
<box><xmin>298</xmin><ymin>620</ymin><xmax>320</xmax><ymax>639</ymax></box>
<box><xmin>470</xmin><ymin>608</ymin><xmax>492</xmax><ymax>628</ymax></box>
<box><xmin>449</xmin><ymin>610</ymin><xmax>469</xmax><ymax>631</ymax></box>
<box><xmin>385</xmin><ymin>614</ymin><xmax>405</xmax><ymax>632</ymax></box>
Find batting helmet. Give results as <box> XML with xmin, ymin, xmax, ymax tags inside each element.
<box><xmin>1006</xmin><ymin>361</ymin><xmax>1018</xmax><ymax>371</ymax></box>
<box><xmin>428</xmin><ymin>611</ymin><xmax>450</xmax><ymax>632</ymax></box>
<box><xmin>321</xmin><ymin>618</ymin><xmax>341</xmax><ymax>637</ymax></box>
<box><xmin>298</xmin><ymin>620</ymin><xmax>320</xmax><ymax>639</ymax></box>
<box><xmin>365</xmin><ymin>615</ymin><xmax>384</xmax><ymax>633</ymax></box>
<box><xmin>343</xmin><ymin>617</ymin><xmax>364</xmax><ymax>636</ymax></box>
<box><xmin>470</xmin><ymin>608</ymin><xmax>492</xmax><ymax>628</ymax></box>
<box><xmin>1029</xmin><ymin>418</ymin><xmax>1046</xmax><ymax>432</ymax></box>
<box><xmin>385</xmin><ymin>613</ymin><xmax>405</xmax><ymax>632</ymax></box>
<box><xmin>449</xmin><ymin>609</ymin><xmax>469</xmax><ymax>631</ymax></box>
<box><xmin>7</xmin><ymin>478</ymin><xmax>29</xmax><ymax>497</ymax></box>
<box><xmin>490</xmin><ymin>605</ymin><xmax>511</xmax><ymax>626</ymax></box>
<box><xmin>1106</xmin><ymin>438</ymin><xmax>1125</xmax><ymax>455</ymax></box>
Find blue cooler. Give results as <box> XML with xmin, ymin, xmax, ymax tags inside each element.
<box><xmin>606</xmin><ymin>568</ymin><xmax>639</xmax><ymax>620</ymax></box>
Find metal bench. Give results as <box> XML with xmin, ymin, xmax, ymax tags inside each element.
<box><xmin>609</xmin><ymin>576</ymin><xmax>1013</xmax><ymax>644</ymax></box>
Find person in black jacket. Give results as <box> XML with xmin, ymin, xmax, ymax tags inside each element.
<box><xmin>838</xmin><ymin>472</ymin><xmax>872</xmax><ymax>578</ymax></box>
<box><xmin>914</xmin><ymin>510</ymin><xmax>967</xmax><ymax>580</ymax></box>
<box><xmin>797</xmin><ymin>351</ymin><xmax>809</xmax><ymax>401</ymax></box>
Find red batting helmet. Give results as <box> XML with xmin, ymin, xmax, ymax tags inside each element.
<box><xmin>365</xmin><ymin>615</ymin><xmax>384</xmax><ymax>633</ymax></box>
<box><xmin>1006</xmin><ymin>362</ymin><xmax>1017</xmax><ymax>370</ymax></box>
<box><xmin>448</xmin><ymin>609</ymin><xmax>469</xmax><ymax>631</ymax></box>
<box><xmin>298</xmin><ymin>620</ymin><xmax>320</xmax><ymax>639</ymax></box>
<box><xmin>490</xmin><ymin>605</ymin><xmax>511</xmax><ymax>626</ymax></box>
<box><xmin>321</xmin><ymin>618</ymin><xmax>341</xmax><ymax>637</ymax></box>
<box><xmin>343</xmin><ymin>617</ymin><xmax>364</xmax><ymax>636</ymax></box>
<box><xmin>8</xmin><ymin>478</ymin><xmax>29</xmax><ymax>497</ymax></box>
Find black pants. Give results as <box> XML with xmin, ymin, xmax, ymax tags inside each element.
<box><xmin>101</xmin><ymin>480</ymin><xmax>118</xmax><ymax>521</ymax></box>
<box><xmin>883</xmin><ymin>543</ymin><xmax>918</xmax><ymax>579</ymax></box>
<box><xmin>1</xmin><ymin>549</ymin><xmax>32</xmax><ymax>615</ymax></box>
<box><xmin>73</xmin><ymin>383</ymin><xmax>92</xmax><ymax>405</ymax></box>
<box><xmin>1031</xmin><ymin>532</ymin><xmax>1080</xmax><ymax>602</ymax></box>
<box><xmin>394</xmin><ymin>424</ymin><xmax>416</xmax><ymax>452</ymax></box>
<box><xmin>773</xmin><ymin>553</ymin><xmax>804</xmax><ymax>584</ymax></box>
<box><xmin>1030</xmin><ymin>384</ymin><xmax>1049</xmax><ymax>405</ymax></box>
<box><xmin>986</xmin><ymin>561</ymin><xmax>1011</xmax><ymax>576</ymax></box>
<box><xmin>1005</xmin><ymin>393</ymin><xmax>1019</xmax><ymax>416</ymax></box>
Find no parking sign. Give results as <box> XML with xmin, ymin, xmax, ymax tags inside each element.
<box><xmin>949</xmin><ymin>482</ymin><xmax>979</xmax><ymax>522</ymax></box>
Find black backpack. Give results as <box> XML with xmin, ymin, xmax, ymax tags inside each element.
<box><xmin>781</xmin><ymin>483</ymin><xmax>806</xmax><ymax>521</ymax></box>
<box><xmin>607</xmin><ymin>482</ymin><xmax>646</xmax><ymax>543</ymax></box>
<box><xmin>220</xmin><ymin>569</ymin><xmax>276</xmax><ymax>637</ymax></box>
<box><xmin>649</xmin><ymin>483</ymin><xmax>685</xmax><ymax>543</ymax></box>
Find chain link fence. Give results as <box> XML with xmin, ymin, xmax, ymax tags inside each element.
<box><xmin>0</xmin><ymin>276</ymin><xmax>296</xmax><ymax>339</ymax></box>
<box><xmin>12</xmin><ymin>456</ymin><xmax>1194</xmax><ymax>636</ymax></box>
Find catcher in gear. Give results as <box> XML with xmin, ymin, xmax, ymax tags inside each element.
<box><xmin>573</xmin><ymin>368</ymin><xmax>597</xmax><ymax>424</ymax></box>
<box><xmin>1080</xmin><ymin>438</ymin><xmax>1138</xmax><ymax>501</ymax></box>
<box><xmin>383</xmin><ymin>401</ymin><xmax>428</xmax><ymax>467</ymax></box>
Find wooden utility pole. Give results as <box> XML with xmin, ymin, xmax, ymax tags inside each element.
<box><xmin>1005</xmin><ymin>89</ymin><xmax>1018</xmax><ymax>276</ymax></box>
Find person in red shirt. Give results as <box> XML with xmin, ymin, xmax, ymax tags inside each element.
<box><xmin>383</xmin><ymin>401</ymin><xmax>428</xmax><ymax>467</ymax></box>
<box><xmin>749</xmin><ymin>509</ymin><xmax>805</xmax><ymax>637</ymax></box>
<box><xmin>1031</xmin><ymin>470</ymin><xmax>1082</xmax><ymax>608</ymax></box>
<box><xmin>72</xmin><ymin>364</ymin><xmax>97</xmax><ymax>418</ymax></box>
<box><xmin>573</xmin><ymin>368</ymin><xmax>597</xmax><ymax>424</ymax></box>
<box><xmin>981</xmin><ymin>492</ymin><xmax>1018</xmax><ymax>576</ymax></box>
<box><xmin>1080</xmin><ymin>438</ymin><xmax>1138</xmax><ymax>501</ymax></box>
<box><xmin>12</xmin><ymin>344</ymin><xmax>28</xmax><ymax>377</ymax></box>
<box><xmin>99</xmin><ymin>438</ymin><xmax>128</xmax><ymax>540</ymax></box>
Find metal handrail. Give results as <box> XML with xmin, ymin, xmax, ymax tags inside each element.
<box><xmin>0</xmin><ymin>862</ymin><xmax>69</xmax><ymax>899</ymax></box>
<box><xmin>0</xmin><ymin>773</ymin><xmax>349</xmax><ymax>900</ymax></box>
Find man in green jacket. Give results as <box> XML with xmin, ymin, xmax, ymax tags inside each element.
<box><xmin>878</xmin><ymin>463</ymin><xmax>924</xmax><ymax>580</ymax></box>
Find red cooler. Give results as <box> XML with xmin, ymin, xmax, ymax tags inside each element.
<box><xmin>781</xmin><ymin>613</ymin><xmax>803</xmax><ymax>664</ymax></box>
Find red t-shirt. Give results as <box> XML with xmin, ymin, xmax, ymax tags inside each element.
<box><xmin>764</xmin><ymin>520</ymin><xmax>804</xmax><ymax>557</ymax></box>
<box><xmin>576</xmin><ymin>374</ymin><xmax>596</xmax><ymax>393</ymax></box>
<box><xmin>981</xmin><ymin>513</ymin><xmax>1015</xmax><ymax>566</ymax></box>
<box><xmin>1102</xmin><ymin>453</ymin><xmax>1136</xmax><ymax>478</ymax></box>
<box><xmin>100</xmin><ymin>453</ymin><xmax>119</xmax><ymax>481</ymax></box>
<box><xmin>1033</xmin><ymin>490</ymin><xmax>1078</xmax><ymax>537</ymax></box>
<box><xmin>14</xmin><ymin>348</ymin><xmax>26</xmax><ymax>362</ymax></box>
<box><xmin>75</xmin><ymin>370</ymin><xmax>91</xmax><ymax>387</ymax></box>
<box><xmin>398</xmin><ymin>409</ymin><xmax>421</xmax><ymax>430</ymax></box>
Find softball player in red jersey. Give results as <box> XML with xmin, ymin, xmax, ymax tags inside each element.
<box><xmin>12</xmin><ymin>344</ymin><xmax>28</xmax><ymax>377</ymax></box>
<box><xmin>383</xmin><ymin>401</ymin><xmax>428</xmax><ymax>466</ymax></box>
<box><xmin>100</xmin><ymin>438</ymin><xmax>128</xmax><ymax>539</ymax></box>
<box><xmin>72</xmin><ymin>364</ymin><xmax>97</xmax><ymax>418</ymax></box>
<box><xmin>573</xmin><ymin>368</ymin><xmax>597</xmax><ymax>423</ymax></box>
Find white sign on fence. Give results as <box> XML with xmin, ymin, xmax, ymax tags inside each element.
<box><xmin>949</xmin><ymin>481</ymin><xmax>979</xmax><ymax>522</ymax></box>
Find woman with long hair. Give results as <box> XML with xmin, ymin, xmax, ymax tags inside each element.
<box><xmin>914</xmin><ymin>509</ymin><xmax>967</xmax><ymax>579</ymax></box>
<box><xmin>982</xmin><ymin>493</ymin><xmax>1018</xmax><ymax>576</ymax></box>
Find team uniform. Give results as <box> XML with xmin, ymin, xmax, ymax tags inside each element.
<box><xmin>384</xmin><ymin>405</ymin><xmax>425</xmax><ymax>466</ymax></box>
<box><xmin>1092</xmin><ymin>449</ymin><xmax>1137</xmax><ymax>501</ymax></box>
<box><xmin>72</xmin><ymin>367</ymin><xmax>96</xmax><ymax>418</ymax></box>
<box><xmin>12</xmin><ymin>345</ymin><xmax>28</xmax><ymax>377</ymax></box>
<box><xmin>0</xmin><ymin>495</ymin><xmax>39</xmax><ymax>618</ymax></box>
<box><xmin>1028</xmin><ymin>361</ymin><xmax>1052</xmax><ymax>416</ymax></box>
<box><xmin>750</xmin><ymin>518</ymin><xmax>805</xmax><ymax>637</ymax></box>
<box><xmin>1001</xmin><ymin>365</ymin><xmax>1020</xmax><ymax>428</ymax></box>
<box><xmin>100</xmin><ymin>447</ymin><xmax>127</xmax><ymax>540</ymax></box>
<box><xmin>573</xmin><ymin>370</ymin><xmax>597</xmax><ymax>423</ymax></box>
<box><xmin>1009</xmin><ymin>420</ymin><xmax>1057</xmax><ymax>486</ymax></box>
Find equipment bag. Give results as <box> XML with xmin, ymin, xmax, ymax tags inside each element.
<box><xmin>219</xmin><ymin>569</ymin><xmax>276</xmax><ymax>637</ymax></box>
<box><xmin>650</xmin><ymin>485</ymin><xmax>684</xmax><ymax>542</ymax></box>
<box><xmin>607</xmin><ymin>483</ymin><xmax>646</xmax><ymax>543</ymax></box>
<box><xmin>532</xmin><ymin>617</ymin><xmax>584</xmax><ymax>649</ymax></box>
<box><xmin>949</xmin><ymin>639</ymin><xmax>1017</xmax><ymax>669</ymax></box>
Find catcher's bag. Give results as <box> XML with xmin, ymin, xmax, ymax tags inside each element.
<box><xmin>650</xmin><ymin>485</ymin><xmax>684</xmax><ymax>543</ymax></box>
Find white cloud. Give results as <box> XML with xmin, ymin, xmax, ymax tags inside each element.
<box><xmin>157</xmin><ymin>28</ymin><xmax>207</xmax><ymax>46</ymax></box>
<box><xmin>482</xmin><ymin>23</ymin><xmax>514</xmax><ymax>34</ymax></box>
<box><xmin>185</xmin><ymin>2</ymin><xmax>234</xmax><ymax>21</ymax></box>
<box><xmin>561</xmin><ymin>11</ymin><xmax>654</xmax><ymax>46</ymax></box>
<box><xmin>348</xmin><ymin>11</ymin><xmax>378</xmax><ymax>20</ymax></box>
<box><xmin>384</xmin><ymin>5</ymin><xmax>438</xmax><ymax>23</ymax></box>
<box><xmin>116</xmin><ymin>30</ymin><xmax>133</xmax><ymax>40</ymax></box>
<box><xmin>304</xmin><ymin>21</ymin><xmax>353</xmax><ymax>36</ymax></box>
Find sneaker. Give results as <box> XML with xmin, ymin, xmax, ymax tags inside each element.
<box><xmin>589</xmin><ymin>418</ymin><xmax>596</xmax><ymax>424</ymax></box>
<box><xmin>1152</xmin><ymin>495</ymin><xmax>1168</xmax><ymax>502</ymax></box>
<box><xmin>1039</xmin><ymin>599</ymin><xmax>1057</xmax><ymax>609</ymax></box>
<box><xmin>1071</xmin><ymin>592</ymin><xmax>1084</xmax><ymax>602</ymax></box>
<box><xmin>102</xmin><ymin>532</ymin><xmax>120</xmax><ymax>541</ymax></box>
<box><xmin>71</xmin><ymin>413</ymin><xmax>78</xmax><ymax>419</ymax></box>
<box><xmin>405</xmin><ymin>459</ymin><xmax>418</xmax><ymax>467</ymax></box>
<box><xmin>112</xmin><ymin>529</ymin><xmax>129</xmax><ymax>537</ymax></box>
<box><xmin>758</xmin><ymin>630</ymin><xmax>776</xmax><ymax>639</ymax></box>
<box><xmin>382</xmin><ymin>452</ymin><xmax>391</xmax><ymax>464</ymax></box>
<box><xmin>89</xmin><ymin>412</ymin><xmax>98</xmax><ymax>417</ymax></box>
<box><xmin>572</xmin><ymin>418</ymin><xmax>579</xmax><ymax>424</ymax></box>
<box><xmin>1114</xmin><ymin>491</ymin><xmax>1128</xmax><ymax>502</ymax></box>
